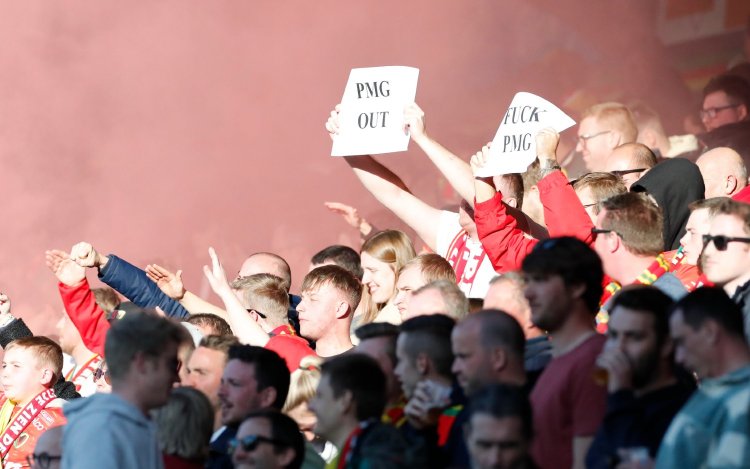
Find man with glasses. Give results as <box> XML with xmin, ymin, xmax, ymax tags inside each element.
<box><xmin>700</xmin><ymin>74</ymin><xmax>750</xmax><ymax>132</ymax></box>
<box><xmin>699</xmin><ymin>198</ymin><xmax>750</xmax><ymax>342</ymax></box>
<box><xmin>29</xmin><ymin>426</ymin><xmax>63</xmax><ymax>469</ymax></box>
<box><xmin>603</xmin><ymin>143</ymin><xmax>658</xmax><ymax>190</ymax></box>
<box><xmin>231</xmin><ymin>409</ymin><xmax>305</xmax><ymax>469</ymax></box>
<box><xmin>576</xmin><ymin>102</ymin><xmax>638</xmax><ymax>172</ymax></box>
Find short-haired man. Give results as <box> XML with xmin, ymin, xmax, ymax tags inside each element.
<box><xmin>656</xmin><ymin>288</ymin><xmax>750</xmax><ymax>467</ymax></box>
<box><xmin>696</xmin><ymin>147</ymin><xmax>748</xmax><ymax>198</ymax></box>
<box><xmin>701</xmin><ymin>74</ymin><xmax>750</xmax><ymax>132</ymax></box>
<box><xmin>63</xmin><ymin>310</ymin><xmax>189</xmax><ymax>469</ymax></box>
<box><xmin>393</xmin><ymin>254</ymin><xmax>456</xmax><ymax>319</ymax></box>
<box><xmin>699</xmin><ymin>198</ymin><xmax>750</xmax><ymax>338</ymax></box>
<box><xmin>405</xmin><ymin>280</ymin><xmax>469</xmax><ymax>321</ymax></box>
<box><xmin>186</xmin><ymin>313</ymin><xmax>233</xmax><ymax>337</ymax></box>
<box><xmin>354</xmin><ymin>322</ymin><xmax>404</xmax><ymax>424</ymax></box>
<box><xmin>0</xmin><ymin>337</ymin><xmax>66</xmax><ymax>468</ymax></box>
<box><xmin>673</xmin><ymin>197</ymin><xmax>727</xmax><ymax>291</ymax></box>
<box><xmin>593</xmin><ymin>192</ymin><xmax>686</xmax><ymax>306</ymax></box>
<box><xmin>210</xmin><ymin>344</ymin><xmax>290</xmax><ymax>469</ymax></box>
<box><xmin>603</xmin><ymin>143</ymin><xmax>658</xmax><ymax>190</ymax></box>
<box><xmin>309</xmin><ymin>354</ymin><xmax>417</xmax><ymax>468</ymax></box>
<box><xmin>463</xmin><ymin>384</ymin><xmax>535</xmax><ymax>469</ymax></box>
<box><xmin>571</xmin><ymin>172</ymin><xmax>628</xmax><ymax>224</ymax></box>
<box><xmin>236</xmin><ymin>252</ymin><xmax>293</xmax><ymax>291</ymax></box>
<box><xmin>586</xmin><ymin>286</ymin><xmax>694</xmax><ymax>467</ymax></box>
<box><xmin>577</xmin><ymin>102</ymin><xmax>638</xmax><ymax>172</ymax></box>
<box><xmin>309</xmin><ymin>245</ymin><xmax>363</xmax><ymax>280</ymax></box>
<box><xmin>296</xmin><ymin>265</ymin><xmax>362</xmax><ymax>357</ymax></box>
<box><xmin>231</xmin><ymin>409</ymin><xmax>305</xmax><ymax>469</ymax></box>
<box><xmin>521</xmin><ymin>237</ymin><xmax>607</xmax><ymax>469</ymax></box>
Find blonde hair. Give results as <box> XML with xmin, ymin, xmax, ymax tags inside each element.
<box><xmin>582</xmin><ymin>102</ymin><xmax>638</xmax><ymax>143</ymax></box>
<box><xmin>360</xmin><ymin>230</ymin><xmax>416</xmax><ymax>323</ymax></box>
<box><xmin>282</xmin><ymin>355</ymin><xmax>322</xmax><ymax>412</ymax></box>
<box><xmin>6</xmin><ymin>336</ymin><xmax>63</xmax><ymax>381</ymax></box>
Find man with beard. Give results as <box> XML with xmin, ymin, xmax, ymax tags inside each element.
<box><xmin>586</xmin><ymin>286</ymin><xmax>694</xmax><ymax>468</ymax></box>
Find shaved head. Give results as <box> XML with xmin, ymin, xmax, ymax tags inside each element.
<box><xmin>237</xmin><ymin>252</ymin><xmax>292</xmax><ymax>291</ymax></box>
<box><xmin>696</xmin><ymin>147</ymin><xmax>748</xmax><ymax>198</ymax></box>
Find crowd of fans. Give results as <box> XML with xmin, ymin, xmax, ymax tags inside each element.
<box><xmin>2</xmin><ymin>22</ymin><xmax>750</xmax><ymax>469</ymax></box>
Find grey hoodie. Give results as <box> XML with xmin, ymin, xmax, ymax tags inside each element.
<box><xmin>62</xmin><ymin>393</ymin><xmax>163</xmax><ymax>469</ymax></box>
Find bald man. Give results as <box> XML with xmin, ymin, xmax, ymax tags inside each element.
<box><xmin>696</xmin><ymin>147</ymin><xmax>749</xmax><ymax>198</ymax></box>
<box><xmin>604</xmin><ymin>142</ymin><xmax>658</xmax><ymax>189</ymax></box>
<box><xmin>236</xmin><ymin>253</ymin><xmax>292</xmax><ymax>289</ymax></box>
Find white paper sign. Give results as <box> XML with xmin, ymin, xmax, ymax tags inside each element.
<box><xmin>331</xmin><ymin>66</ymin><xmax>419</xmax><ymax>157</ymax></box>
<box><xmin>475</xmin><ymin>92</ymin><xmax>576</xmax><ymax>176</ymax></box>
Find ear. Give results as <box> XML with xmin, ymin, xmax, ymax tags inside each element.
<box><xmin>701</xmin><ymin>320</ymin><xmax>719</xmax><ymax>345</ymax></box>
<box><xmin>339</xmin><ymin>390</ymin><xmax>355</xmax><ymax>416</ymax></box>
<box><xmin>504</xmin><ymin>196</ymin><xmax>518</xmax><ymax>209</ymax></box>
<box><xmin>737</xmin><ymin>104</ymin><xmax>748</xmax><ymax>121</ymax></box>
<box><xmin>39</xmin><ymin>369</ymin><xmax>56</xmax><ymax>387</ymax></box>
<box><xmin>133</xmin><ymin>351</ymin><xmax>148</xmax><ymax>374</ymax></box>
<box><xmin>569</xmin><ymin>282</ymin><xmax>587</xmax><ymax>302</ymax></box>
<box><xmin>606</xmin><ymin>232</ymin><xmax>620</xmax><ymax>254</ymax></box>
<box><xmin>606</xmin><ymin>131</ymin><xmax>621</xmax><ymax>149</ymax></box>
<box><xmin>529</xmin><ymin>185</ymin><xmax>539</xmax><ymax>195</ymax></box>
<box><xmin>659</xmin><ymin>337</ymin><xmax>674</xmax><ymax>359</ymax></box>
<box><xmin>277</xmin><ymin>447</ymin><xmax>296</xmax><ymax>467</ymax></box>
<box><xmin>250</xmin><ymin>310</ymin><xmax>262</xmax><ymax>323</ymax></box>
<box><xmin>335</xmin><ymin>300</ymin><xmax>350</xmax><ymax>319</ymax></box>
<box><xmin>490</xmin><ymin>347</ymin><xmax>508</xmax><ymax>373</ymax></box>
<box><xmin>258</xmin><ymin>386</ymin><xmax>279</xmax><ymax>409</ymax></box>
<box><xmin>416</xmin><ymin>353</ymin><xmax>429</xmax><ymax>376</ymax></box>
<box><xmin>726</xmin><ymin>175</ymin><xmax>738</xmax><ymax>195</ymax></box>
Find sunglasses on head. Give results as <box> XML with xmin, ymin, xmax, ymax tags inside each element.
<box><xmin>228</xmin><ymin>435</ymin><xmax>285</xmax><ymax>454</ymax></box>
<box><xmin>93</xmin><ymin>364</ymin><xmax>111</xmax><ymax>384</ymax></box>
<box><xmin>702</xmin><ymin>234</ymin><xmax>750</xmax><ymax>251</ymax></box>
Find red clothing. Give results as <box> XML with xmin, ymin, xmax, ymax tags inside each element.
<box><xmin>531</xmin><ymin>334</ymin><xmax>607</xmax><ymax>469</ymax></box>
<box><xmin>663</xmin><ymin>250</ymin><xmax>702</xmax><ymax>292</ymax></box>
<box><xmin>732</xmin><ymin>186</ymin><xmax>750</xmax><ymax>204</ymax></box>
<box><xmin>475</xmin><ymin>171</ymin><xmax>594</xmax><ymax>272</ymax></box>
<box><xmin>0</xmin><ymin>395</ymin><xmax>66</xmax><ymax>469</ymax></box>
<box><xmin>58</xmin><ymin>279</ymin><xmax>110</xmax><ymax>357</ymax></box>
<box><xmin>265</xmin><ymin>325</ymin><xmax>316</xmax><ymax>372</ymax></box>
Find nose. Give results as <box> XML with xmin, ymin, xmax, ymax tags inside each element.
<box><xmin>575</xmin><ymin>138</ymin><xmax>584</xmax><ymax>153</ymax></box>
<box><xmin>362</xmin><ymin>271</ymin><xmax>372</xmax><ymax>284</ymax></box>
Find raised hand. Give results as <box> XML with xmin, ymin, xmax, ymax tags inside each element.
<box><xmin>403</xmin><ymin>103</ymin><xmax>427</xmax><ymax>140</ymax></box>
<box><xmin>203</xmin><ymin>247</ymin><xmax>232</xmax><ymax>298</ymax></box>
<box><xmin>45</xmin><ymin>249</ymin><xmax>86</xmax><ymax>286</ymax></box>
<box><xmin>469</xmin><ymin>142</ymin><xmax>493</xmax><ymax>177</ymax></box>
<box><xmin>535</xmin><ymin>127</ymin><xmax>560</xmax><ymax>161</ymax></box>
<box><xmin>0</xmin><ymin>292</ymin><xmax>11</xmax><ymax>316</ymax></box>
<box><xmin>324</xmin><ymin>104</ymin><xmax>342</xmax><ymax>140</ymax></box>
<box><xmin>145</xmin><ymin>264</ymin><xmax>186</xmax><ymax>300</ymax></box>
<box><xmin>323</xmin><ymin>201</ymin><xmax>372</xmax><ymax>236</ymax></box>
<box><xmin>70</xmin><ymin>242</ymin><xmax>106</xmax><ymax>268</ymax></box>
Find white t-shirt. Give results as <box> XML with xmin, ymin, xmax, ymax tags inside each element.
<box><xmin>436</xmin><ymin>210</ymin><xmax>498</xmax><ymax>299</ymax></box>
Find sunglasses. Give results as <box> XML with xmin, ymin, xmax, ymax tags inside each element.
<box><xmin>246</xmin><ymin>308</ymin><xmax>267</xmax><ymax>319</ymax></box>
<box><xmin>93</xmin><ymin>365</ymin><xmax>111</xmax><ymax>384</ymax></box>
<box><xmin>228</xmin><ymin>435</ymin><xmax>286</xmax><ymax>454</ymax></box>
<box><xmin>591</xmin><ymin>227</ymin><xmax>621</xmax><ymax>237</ymax></box>
<box><xmin>26</xmin><ymin>452</ymin><xmax>61</xmax><ymax>469</ymax></box>
<box><xmin>702</xmin><ymin>234</ymin><xmax>750</xmax><ymax>251</ymax></box>
<box><xmin>611</xmin><ymin>168</ymin><xmax>647</xmax><ymax>177</ymax></box>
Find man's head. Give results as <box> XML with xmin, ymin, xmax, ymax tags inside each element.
<box><xmin>577</xmin><ymin>102</ymin><xmax>638</xmax><ymax>172</ymax></box>
<box><xmin>231</xmin><ymin>274</ymin><xmax>291</xmax><ymax>330</ymax></box>
<box><xmin>494</xmin><ymin>173</ymin><xmax>524</xmax><ymax>210</ymax></box>
<box><xmin>701</xmin><ymin>74</ymin><xmax>750</xmax><ymax>132</ymax></box>
<box><xmin>699</xmin><ymin>198</ymin><xmax>750</xmax><ymax>288</ymax></box>
<box><xmin>628</xmin><ymin>100</ymin><xmax>670</xmax><ymax>155</ymax></box>
<box><xmin>406</xmin><ymin>280</ymin><xmax>469</xmax><ymax>321</ymax></box>
<box><xmin>696</xmin><ymin>147</ymin><xmax>748</xmax><ymax>198</ymax></box>
<box><xmin>521</xmin><ymin>237</ymin><xmax>604</xmax><ymax>329</ymax></box>
<box><xmin>1</xmin><ymin>337</ymin><xmax>63</xmax><ymax>404</ymax></box>
<box><xmin>679</xmin><ymin>197</ymin><xmax>727</xmax><ymax>266</ymax></box>
<box><xmin>296</xmin><ymin>265</ymin><xmax>361</xmax><ymax>342</ymax></box>
<box><xmin>237</xmin><ymin>253</ymin><xmax>292</xmax><ymax>293</ymax></box>
<box><xmin>393</xmin><ymin>254</ymin><xmax>456</xmax><ymax>319</ymax></box>
<box><xmin>309</xmin><ymin>245</ymin><xmax>363</xmax><ymax>280</ymax></box>
<box><xmin>520</xmin><ymin>161</ymin><xmax>544</xmax><ymax>225</ymax></box>
<box><xmin>232</xmin><ymin>409</ymin><xmax>305</xmax><ymax>469</ymax></box>
<box><xmin>186</xmin><ymin>313</ymin><xmax>233</xmax><ymax>337</ymax></box>
<box><xmin>92</xmin><ymin>287</ymin><xmax>120</xmax><ymax>314</ymax></box>
<box><xmin>464</xmin><ymin>384</ymin><xmax>532</xmax><ymax>469</ymax></box>
<box><xmin>669</xmin><ymin>287</ymin><xmax>747</xmax><ymax>378</ymax></box>
<box><xmin>354</xmin><ymin>322</ymin><xmax>401</xmax><ymax>404</ymax></box>
<box><xmin>451</xmin><ymin>310</ymin><xmax>525</xmax><ymax>396</ymax></box>
<box><xmin>394</xmin><ymin>315</ymin><xmax>455</xmax><ymax>398</ymax></box>
<box><xmin>572</xmin><ymin>172</ymin><xmax>627</xmax><ymax>224</ymax></box>
<box><xmin>218</xmin><ymin>345</ymin><xmax>290</xmax><ymax>426</ymax></box>
<box><xmin>31</xmin><ymin>425</ymin><xmax>63</xmax><ymax>469</ymax></box>
<box><xmin>104</xmin><ymin>310</ymin><xmax>189</xmax><ymax>411</ymax></box>
<box><xmin>606</xmin><ymin>286</ymin><xmax>674</xmax><ymax>390</ymax></box>
<box><xmin>604</xmin><ymin>143</ymin><xmax>658</xmax><ymax>190</ymax></box>
<box><xmin>309</xmin><ymin>354</ymin><xmax>386</xmax><ymax>444</ymax></box>
<box><xmin>484</xmin><ymin>273</ymin><xmax>537</xmax><ymax>339</ymax></box>
<box><xmin>594</xmin><ymin>193</ymin><xmax>663</xmax><ymax>283</ymax></box>
<box><xmin>184</xmin><ymin>335</ymin><xmax>239</xmax><ymax>409</ymax></box>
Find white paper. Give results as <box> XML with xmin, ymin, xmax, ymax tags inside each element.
<box><xmin>331</xmin><ymin>66</ymin><xmax>420</xmax><ymax>157</ymax></box>
<box><xmin>475</xmin><ymin>92</ymin><xmax>576</xmax><ymax>176</ymax></box>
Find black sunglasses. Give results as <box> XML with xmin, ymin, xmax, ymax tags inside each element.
<box><xmin>228</xmin><ymin>435</ymin><xmax>285</xmax><ymax>454</ymax></box>
<box><xmin>702</xmin><ymin>234</ymin><xmax>750</xmax><ymax>251</ymax></box>
<box><xmin>246</xmin><ymin>308</ymin><xmax>267</xmax><ymax>319</ymax></box>
<box><xmin>591</xmin><ymin>228</ymin><xmax>620</xmax><ymax>237</ymax></box>
<box><xmin>26</xmin><ymin>453</ymin><xmax>61</xmax><ymax>469</ymax></box>
<box><xmin>93</xmin><ymin>364</ymin><xmax>111</xmax><ymax>384</ymax></box>
<box><xmin>611</xmin><ymin>168</ymin><xmax>647</xmax><ymax>177</ymax></box>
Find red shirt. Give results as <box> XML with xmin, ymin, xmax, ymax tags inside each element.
<box><xmin>732</xmin><ymin>186</ymin><xmax>750</xmax><ymax>204</ymax></box>
<box><xmin>265</xmin><ymin>325</ymin><xmax>316</xmax><ymax>372</ymax></box>
<box><xmin>531</xmin><ymin>334</ymin><xmax>607</xmax><ymax>469</ymax></box>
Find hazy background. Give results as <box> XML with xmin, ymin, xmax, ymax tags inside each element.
<box><xmin>0</xmin><ymin>0</ymin><xmax>743</xmax><ymax>333</ymax></box>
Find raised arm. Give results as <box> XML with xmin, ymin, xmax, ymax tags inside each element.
<box><xmin>404</xmin><ymin>103</ymin><xmax>476</xmax><ymax>205</ymax></box>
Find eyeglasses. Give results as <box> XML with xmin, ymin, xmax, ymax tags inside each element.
<box><xmin>700</xmin><ymin>104</ymin><xmax>739</xmax><ymax>120</ymax></box>
<box><xmin>611</xmin><ymin>168</ymin><xmax>647</xmax><ymax>177</ymax></box>
<box><xmin>591</xmin><ymin>227</ymin><xmax>620</xmax><ymax>237</ymax></box>
<box><xmin>93</xmin><ymin>364</ymin><xmax>111</xmax><ymax>384</ymax></box>
<box><xmin>577</xmin><ymin>130</ymin><xmax>611</xmax><ymax>146</ymax></box>
<box><xmin>228</xmin><ymin>435</ymin><xmax>285</xmax><ymax>454</ymax></box>
<box><xmin>702</xmin><ymin>234</ymin><xmax>750</xmax><ymax>251</ymax></box>
<box><xmin>26</xmin><ymin>452</ymin><xmax>62</xmax><ymax>469</ymax></box>
<box><xmin>246</xmin><ymin>308</ymin><xmax>267</xmax><ymax>319</ymax></box>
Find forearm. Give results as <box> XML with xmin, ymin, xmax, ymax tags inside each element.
<box><xmin>414</xmin><ymin>134</ymin><xmax>475</xmax><ymax>204</ymax></box>
<box><xmin>538</xmin><ymin>170</ymin><xmax>594</xmax><ymax>242</ymax></box>
<box><xmin>180</xmin><ymin>291</ymin><xmax>230</xmax><ymax>322</ymax></box>
<box><xmin>216</xmin><ymin>291</ymin><xmax>270</xmax><ymax>346</ymax></box>
<box><xmin>58</xmin><ymin>279</ymin><xmax>109</xmax><ymax>356</ymax></box>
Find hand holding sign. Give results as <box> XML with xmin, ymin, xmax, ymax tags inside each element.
<box><xmin>475</xmin><ymin>92</ymin><xmax>575</xmax><ymax>177</ymax></box>
<box><xmin>330</xmin><ymin>66</ymin><xmax>419</xmax><ymax>157</ymax></box>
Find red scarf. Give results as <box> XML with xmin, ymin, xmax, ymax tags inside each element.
<box><xmin>0</xmin><ymin>388</ymin><xmax>57</xmax><ymax>460</ymax></box>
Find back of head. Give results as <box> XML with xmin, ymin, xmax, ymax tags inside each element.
<box><xmin>521</xmin><ymin>237</ymin><xmax>604</xmax><ymax>313</ymax></box>
<box><xmin>153</xmin><ymin>387</ymin><xmax>214</xmax><ymax>461</ymax></box>
<box><xmin>242</xmin><ymin>409</ymin><xmax>306</xmax><ymax>469</ymax></box>
<box><xmin>92</xmin><ymin>287</ymin><xmax>120</xmax><ymax>314</ymax></box>
<box><xmin>631</xmin><ymin>158</ymin><xmax>705</xmax><ymax>250</ymax></box>
<box><xmin>6</xmin><ymin>336</ymin><xmax>64</xmax><ymax>383</ymax></box>
<box><xmin>320</xmin><ymin>354</ymin><xmax>386</xmax><ymax>421</ymax></box>
<box><xmin>301</xmin><ymin>264</ymin><xmax>362</xmax><ymax>312</ymax></box>
<box><xmin>105</xmin><ymin>309</ymin><xmax>189</xmax><ymax>382</ymax></box>
<box><xmin>354</xmin><ymin>322</ymin><xmax>399</xmax><ymax>367</ymax></box>
<box><xmin>231</xmin><ymin>273</ymin><xmax>291</xmax><ymax>328</ymax></box>
<box><xmin>465</xmin><ymin>309</ymin><xmax>526</xmax><ymax>360</ymax></box>
<box><xmin>361</xmin><ymin>230</ymin><xmax>416</xmax><ymax>268</ymax></box>
<box><xmin>241</xmin><ymin>252</ymin><xmax>293</xmax><ymax>292</ymax></box>
<box><xmin>310</xmin><ymin>245</ymin><xmax>363</xmax><ymax>280</ymax></box>
<box><xmin>696</xmin><ymin>147</ymin><xmax>748</xmax><ymax>198</ymax></box>
<box><xmin>670</xmin><ymin>287</ymin><xmax>745</xmax><ymax>341</ymax></box>
<box><xmin>412</xmin><ymin>280</ymin><xmax>469</xmax><ymax>320</ymax></box>
<box><xmin>464</xmin><ymin>383</ymin><xmax>532</xmax><ymax>441</ymax></box>
<box><xmin>600</xmin><ymin>192</ymin><xmax>665</xmax><ymax>256</ymax></box>
<box><xmin>198</xmin><ymin>334</ymin><xmax>239</xmax><ymax>357</ymax></box>
<box><xmin>186</xmin><ymin>313</ymin><xmax>233</xmax><ymax>337</ymax></box>
<box><xmin>283</xmin><ymin>355</ymin><xmax>322</xmax><ymax>413</ymax></box>
<box><xmin>227</xmin><ymin>345</ymin><xmax>290</xmax><ymax>410</ymax></box>
<box><xmin>613</xmin><ymin>143</ymin><xmax>658</xmax><ymax>169</ymax></box>
<box><xmin>573</xmin><ymin>172</ymin><xmax>628</xmax><ymax>215</ymax></box>
<box><xmin>610</xmin><ymin>286</ymin><xmax>673</xmax><ymax>346</ymax></box>
<box><xmin>703</xmin><ymin>74</ymin><xmax>750</xmax><ymax>111</ymax></box>
<box><xmin>495</xmin><ymin>173</ymin><xmax>524</xmax><ymax>209</ymax></box>
<box><xmin>628</xmin><ymin>100</ymin><xmax>667</xmax><ymax>143</ymax></box>
<box><xmin>582</xmin><ymin>102</ymin><xmax>638</xmax><ymax>144</ymax></box>
<box><xmin>399</xmin><ymin>314</ymin><xmax>456</xmax><ymax>378</ymax></box>
<box><xmin>400</xmin><ymin>253</ymin><xmax>456</xmax><ymax>285</ymax></box>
